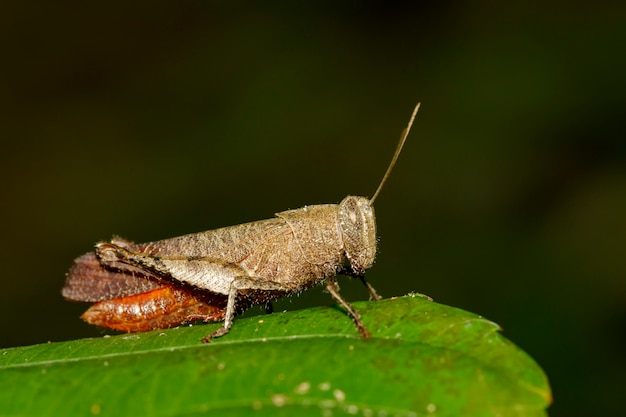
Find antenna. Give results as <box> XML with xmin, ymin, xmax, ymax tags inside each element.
<box><xmin>370</xmin><ymin>102</ymin><xmax>420</xmax><ymax>205</ymax></box>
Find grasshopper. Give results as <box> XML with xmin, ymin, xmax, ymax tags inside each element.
<box><xmin>63</xmin><ymin>103</ymin><xmax>420</xmax><ymax>342</ymax></box>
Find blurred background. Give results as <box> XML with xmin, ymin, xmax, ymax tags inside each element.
<box><xmin>1</xmin><ymin>2</ymin><xmax>624</xmax><ymax>416</ymax></box>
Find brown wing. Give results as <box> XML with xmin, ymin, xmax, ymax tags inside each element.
<box><xmin>63</xmin><ymin>251</ymin><xmax>163</xmax><ymax>302</ymax></box>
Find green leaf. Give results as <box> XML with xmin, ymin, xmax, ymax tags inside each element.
<box><xmin>0</xmin><ymin>294</ymin><xmax>551</xmax><ymax>416</ymax></box>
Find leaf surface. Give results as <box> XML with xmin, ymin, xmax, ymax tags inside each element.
<box><xmin>0</xmin><ymin>294</ymin><xmax>551</xmax><ymax>416</ymax></box>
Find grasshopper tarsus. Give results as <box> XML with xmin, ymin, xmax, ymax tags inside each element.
<box><xmin>202</xmin><ymin>327</ymin><xmax>227</xmax><ymax>343</ymax></box>
<box><xmin>202</xmin><ymin>325</ymin><xmax>232</xmax><ymax>343</ymax></box>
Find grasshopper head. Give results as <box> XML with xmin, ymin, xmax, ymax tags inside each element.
<box><xmin>338</xmin><ymin>196</ymin><xmax>377</xmax><ymax>275</ymax></box>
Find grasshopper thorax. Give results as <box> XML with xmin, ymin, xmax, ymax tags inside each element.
<box><xmin>338</xmin><ymin>196</ymin><xmax>377</xmax><ymax>275</ymax></box>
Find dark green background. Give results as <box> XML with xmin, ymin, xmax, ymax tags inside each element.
<box><xmin>1</xmin><ymin>2</ymin><xmax>624</xmax><ymax>417</ymax></box>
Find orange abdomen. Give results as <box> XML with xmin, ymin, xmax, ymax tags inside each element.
<box><xmin>81</xmin><ymin>286</ymin><xmax>226</xmax><ymax>332</ymax></box>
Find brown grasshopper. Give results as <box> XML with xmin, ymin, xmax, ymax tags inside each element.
<box><xmin>62</xmin><ymin>103</ymin><xmax>420</xmax><ymax>342</ymax></box>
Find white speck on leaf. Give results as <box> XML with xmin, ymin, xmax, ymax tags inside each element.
<box><xmin>271</xmin><ymin>394</ymin><xmax>288</xmax><ymax>407</ymax></box>
<box><xmin>333</xmin><ymin>389</ymin><xmax>346</xmax><ymax>402</ymax></box>
<box><xmin>295</xmin><ymin>381</ymin><xmax>311</xmax><ymax>395</ymax></box>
